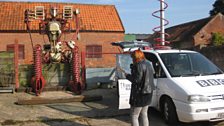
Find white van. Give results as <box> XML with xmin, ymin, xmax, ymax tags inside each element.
<box><xmin>115</xmin><ymin>44</ymin><xmax>224</xmax><ymax>124</ymax></box>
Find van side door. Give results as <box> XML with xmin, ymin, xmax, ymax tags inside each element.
<box><xmin>144</xmin><ymin>52</ymin><xmax>167</xmax><ymax>107</ymax></box>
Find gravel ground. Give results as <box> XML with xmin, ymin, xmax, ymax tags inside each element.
<box><xmin>0</xmin><ymin>88</ymin><xmax>224</xmax><ymax>126</ymax></box>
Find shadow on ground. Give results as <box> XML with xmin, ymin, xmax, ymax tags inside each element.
<box><xmin>45</xmin><ymin>88</ymin><xmax>130</xmax><ymax>124</ymax></box>
<box><xmin>39</xmin><ymin>116</ymin><xmax>89</xmax><ymax>126</ymax></box>
<box><xmin>44</xmin><ymin>88</ymin><xmax>224</xmax><ymax>126</ymax></box>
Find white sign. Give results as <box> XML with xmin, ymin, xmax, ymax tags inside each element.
<box><xmin>118</xmin><ymin>79</ymin><xmax>132</xmax><ymax>109</ymax></box>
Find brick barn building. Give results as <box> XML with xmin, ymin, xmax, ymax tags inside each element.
<box><xmin>148</xmin><ymin>13</ymin><xmax>224</xmax><ymax>49</ymax></box>
<box><xmin>0</xmin><ymin>1</ymin><xmax>125</xmax><ymax>68</ymax></box>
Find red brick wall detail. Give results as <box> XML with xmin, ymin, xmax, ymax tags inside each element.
<box><xmin>0</xmin><ymin>32</ymin><xmax>124</xmax><ymax>68</ymax></box>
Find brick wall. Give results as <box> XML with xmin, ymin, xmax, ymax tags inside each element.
<box><xmin>198</xmin><ymin>46</ymin><xmax>224</xmax><ymax>71</ymax></box>
<box><xmin>0</xmin><ymin>32</ymin><xmax>124</xmax><ymax>68</ymax></box>
<box><xmin>194</xmin><ymin>14</ymin><xmax>224</xmax><ymax>46</ymax></box>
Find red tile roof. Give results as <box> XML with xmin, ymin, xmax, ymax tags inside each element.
<box><xmin>0</xmin><ymin>1</ymin><xmax>125</xmax><ymax>32</ymax></box>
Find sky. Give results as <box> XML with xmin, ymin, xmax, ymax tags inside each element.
<box><xmin>1</xmin><ymin>0</ymin><xmax>215</xmax><ymax>34</ymax></box>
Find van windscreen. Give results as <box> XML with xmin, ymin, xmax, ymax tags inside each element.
<box><xmin>159</xmin><ymin>52</ymin><xmax>222</xmax><ymax>77</ymax></box>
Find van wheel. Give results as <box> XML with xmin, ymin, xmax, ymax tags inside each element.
<box><xmin>162</xmin><ymin>98</ymin><xmax>178</xmax><ymax>124</ymax></box>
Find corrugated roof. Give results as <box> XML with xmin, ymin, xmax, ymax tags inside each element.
<box><xmin>0</xmin><ymin>1</ymin><xmax>125</xmax><ymax>32</ymax></box>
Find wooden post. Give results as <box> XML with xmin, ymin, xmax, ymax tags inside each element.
<box><xmin>14</xmin><ymin>39</ymin><xmax>19</xmax><ymax>91</ymax></box>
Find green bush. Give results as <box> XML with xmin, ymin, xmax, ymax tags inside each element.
<box><xmin>212</xmin><ymin>32</ymin><xmax>224</xmax><ymax>46</ymax></box>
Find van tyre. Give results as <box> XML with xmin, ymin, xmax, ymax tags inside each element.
<box><xmin>162</xmin><ymin>97</ymin><xmax>178</xmax><ymax>125</ymax></box>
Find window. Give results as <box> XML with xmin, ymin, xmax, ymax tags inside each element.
<box><xmin>145</xmin><ymin>53</ymin><xmax>166</xmax><ymax>78</ymax></box>
<box><xmin>7</xmin><ymin>44</ymin><xmax>25</xmax><ymax>59</ymax></box>
<box><xmin>35</xmin><ymin>6</ymin><xmax>45</xmax><ymax>20</ymax></box>
<box><xmin>86</xmin><ymin>45</ymin><xmax>102</xmax><ymax>58</ymax></box>
<box><xmin>63</xmin><ymin>6</ymin><xmax>73</xmax><ymax>19</ymax></box>
<box><xmin>159</xmin><ymin>53</ymin><xmax>222</xmax><ymax>77</ymax></box>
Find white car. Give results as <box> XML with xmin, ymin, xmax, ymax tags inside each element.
<box><xmin>116</xmin><ymin>46</ymin><xmax>224</xmax><ymax>124</ymax></box>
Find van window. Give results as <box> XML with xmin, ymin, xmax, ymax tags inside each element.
<box><xmin>116</xmin><ymin>54</ymin><xmax>132</xmax><ymax>79</ymax></box>
<box><xmin>145</xmin><ymin>53</ymin><xmax>166</xmax><ymax>78</ymax></box>
<box><xmin>160</xmin><ymin>52</ymin><xmax>222</xmax><ymax>77</ymax></box>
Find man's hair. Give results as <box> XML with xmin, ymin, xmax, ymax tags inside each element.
<box><xmin>132</xmin><ymin>50</ymin><xmax>145</xmax><ymax>63</ymax></box>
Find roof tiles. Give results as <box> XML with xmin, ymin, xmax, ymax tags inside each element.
<box><xmin>0</xmin><ymin>1</ymin><xmax>125</xmax><ymax>32</ymax></box>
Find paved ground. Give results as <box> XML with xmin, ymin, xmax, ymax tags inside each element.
<box><xmin>0</xmin><ymin>88</ymin><xmax>224</xmax><ymax>126</ymax></box>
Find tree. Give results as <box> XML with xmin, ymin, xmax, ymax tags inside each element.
<box><xmin>212</xmin><ymin>32</ymin><xmax>224</xmax><ymax>46</ymax></box>
<box><xmin>210</xmin><ymin>0</ymin><xmax>224</xmax><ymax>16</ymax></box>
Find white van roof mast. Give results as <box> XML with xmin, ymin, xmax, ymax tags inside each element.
<box><xmin>152</xmin><ymin>0</ymin><xmax>170</xmax><ymax>49</ymax></box>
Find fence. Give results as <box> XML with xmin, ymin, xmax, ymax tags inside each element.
<box><xmin>0</xmin><ymin>51</ymin><xmax>14</xmax><ymax>92</ymax></box>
